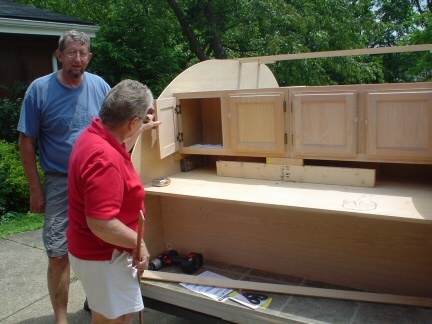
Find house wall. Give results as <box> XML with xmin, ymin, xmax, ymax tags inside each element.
<box><xmin>0</xmin><ymin>33</ymin><xmax>58</xmax><ymax>94</ymax></box>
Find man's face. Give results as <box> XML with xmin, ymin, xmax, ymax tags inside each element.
<box><xmin>57</xmin><ymin>40</ymin><xmax>93</xmax><ymax>78</ymax></box>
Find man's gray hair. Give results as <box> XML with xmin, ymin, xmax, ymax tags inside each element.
<box><xmin>58</xmin><ymin>30</ymin><xmax>91</xmax><ymax>51</ymax></box>
<box><xmin>100</xmin><ymin>79</ymin><xmax>154</xmax><ymax>128</ymax></box>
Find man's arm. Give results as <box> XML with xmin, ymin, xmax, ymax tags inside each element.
<box><xmin>18</xmin><ymin>132</ymin><xmax>45</xmax><ymax>214</ymax></box>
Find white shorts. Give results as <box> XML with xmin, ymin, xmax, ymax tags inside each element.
<box><xmin>69</xmin><ymin>250</ymin><xmax>144</xmax><ymax>319</ymax></box>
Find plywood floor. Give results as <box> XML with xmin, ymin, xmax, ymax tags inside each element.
<box><xmin>141</xmin><ymin>260</ymin><xmax>432</xmax><ymax>324</ymax></box>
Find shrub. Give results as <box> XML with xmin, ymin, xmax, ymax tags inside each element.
<box><xmin>0</xmin><ymin>81</ymin><xmax>29</xmax><ymax>143</ymax></box>
<box><xmin>0</xmin><ymin>140</ymin><xmax>43</xmax><ymax>217</ymax></box>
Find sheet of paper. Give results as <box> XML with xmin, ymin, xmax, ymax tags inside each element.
<box><xmin>190</xmin><ymin>144</ymin><xmax>223</xmax><ymax>148</ymax></box>
<box><xmin>179</xmin><ymin>270</ymin><xmax>233</xmax><ymax>301</ymax></box>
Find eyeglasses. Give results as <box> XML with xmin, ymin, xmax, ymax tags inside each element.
<box><xmin>64</xmin><ymin>50</ymin><xmax>88</xmax><ymax>58</ymax></box>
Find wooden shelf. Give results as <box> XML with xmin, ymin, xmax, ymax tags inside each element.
<box><xmin>140</xmin><ymin>260</ymin><xmax>343</xmax><ymax>324</ymax></box>
<box><xmin>140</xmin><ymin>260</ymin><xmax>432</xmax><ymax>323</ymax></box>
<box><xmin>144</xmin><ymin>167</ymin><xmax>432</xmax><ymax>224</ymax></box>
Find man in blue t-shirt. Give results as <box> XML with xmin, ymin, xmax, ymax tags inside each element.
<box><xmin>17</xmin><ymin>30</ymin><xmax>111</xmax><ymax>323</ymax></box>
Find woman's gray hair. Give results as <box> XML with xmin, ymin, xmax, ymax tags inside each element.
<box><xmin>99</xmin><ymin>79</ymin><xmax>154</xmax><ymax>128</ymax></box>
<box><xmin>58</xmin><ymin>30</ymin><xmax>91</xmax><ymax>51</ymax></box>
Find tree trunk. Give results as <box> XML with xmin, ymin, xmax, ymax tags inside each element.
<box><xmin>166</xmin><ymin>0</ymin><xmax>209</xmax><ymax>61</ymax></box>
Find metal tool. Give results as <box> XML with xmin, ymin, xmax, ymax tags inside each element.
<box><xmin>152</xmin><ymin>177</ymin><xmax>171</xmax><ymax>187</ymax></box>
<box><xmin>148</xmin><ymin>250</ymin><xmax>203</xmax><ymax>274</ymax></box>
<box><xmin>241</xmin><ymin>291</ymin><xmax>268</xmax><ymax>305</ymax></box>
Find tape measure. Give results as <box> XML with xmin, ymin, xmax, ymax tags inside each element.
<box><xmin>152</xmin><ymin>177</ymin><xmax>171</xmax><ymax>187</ymax></box>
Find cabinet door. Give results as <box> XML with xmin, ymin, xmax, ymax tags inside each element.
<box><xmin>292</xmin><ymin>92</ymin><xmax>357</xmax><ymax>158</ymax></box>
<box><xmin>229</xmin><ymin>92</ymin><xmax>285</xmax><ymax>154</ymax></box>
<box><xmin>366</xmin><ymin>91</ymin><xmax>432</xmax><ymax>162</ymax></box>
<box><xmin>155</xmin><ymin>97</ymin><xmax>178</xmax><ymax>159</ymax></box>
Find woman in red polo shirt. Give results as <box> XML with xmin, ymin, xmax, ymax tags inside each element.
<box><xmin>67</xmin><ymin>79</ymin><xmax>160</xmax><ymax>323</ymax></box>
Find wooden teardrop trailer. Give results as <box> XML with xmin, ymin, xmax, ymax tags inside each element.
<box><xmin>132</xmin><ymin>45</ymin><xmax>432</xmax><ymax>321</ymax></box>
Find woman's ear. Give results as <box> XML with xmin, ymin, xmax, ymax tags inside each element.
<box><xmin>129</xmin><ymin>116</ymin><xmax>143</xmax><ymax>133</ymax></box>
<box><xmin>129</xmin><ymin>116</ymin><xmax>139</xmax><ymax>130</ymax></box>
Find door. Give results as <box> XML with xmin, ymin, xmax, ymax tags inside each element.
<box><xmin>291</xmin><ymin>92</ymin><xmax>357</xmax><ymax>158</ymax></box>
<box><xmin>366</xmin><ymin>90</ymin><xmax>432</xmax><ymax>162</ymax></box>
<box><xmin>155</xmin><ymin>97</ymin><xmax>178</xmax><ymax>159</ymax></box>
<box><xmin>229</xmin><ymin>92</ymin><xmax>286</xmax><ymax>155</ymax></box>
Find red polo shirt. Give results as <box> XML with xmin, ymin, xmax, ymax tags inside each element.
<box><xmin>67</xmin><ymin>118</ymin><xmax>145</xmax><ymax>260</ymax></box>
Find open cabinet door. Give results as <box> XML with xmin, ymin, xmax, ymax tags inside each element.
<box><xmin>156</xmin><ymin>97</ymin><xmax>178</xmax><ymax>159</ymax></box>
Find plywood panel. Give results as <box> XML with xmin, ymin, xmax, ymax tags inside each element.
<box><xmin>180</xmin><ymin>99</ymin><xmax>203</xmax><ymax>147</ymax></box>
<box><xmin>143</xmin><ymin>195</ymin><xmax>166</xmax><ymax>257</ymax></box>
<box><xmin>131</xmin><ymin>126</ymin><xmax>180</xmax><ymax>186</ymax></box>
<box><xmin>144</xmin><ymin>168</ymin><xmax>432</xmax><ymax>223</ymax></box>
<box><xmin>216</xmin><ymin>160</ymin><xmax>376</xmax><ymax>187</ymax></box>
<box><xmin>159</xmin><ymin>60</ymin><xmax>279</xmax><ymax>100</ymax></box>
<box><xmin>158</xmin><ymin>196</ymin><xmax>432</xmax><ymax>297</ymax></box>
<box><xmin>200</xmin><ymin>98</ymin><xmax>223</xmax><ymax>145</ymax></box>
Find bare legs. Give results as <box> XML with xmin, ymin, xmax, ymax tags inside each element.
<box><xmin>47</xmin><ymin>254</ymin><xmax>70</xmax><ymax>324</ymax></box>
<box><xmin>91</xmin><ymin>310</ymin><xmax>134</xmax><ymax>324</ymax></box>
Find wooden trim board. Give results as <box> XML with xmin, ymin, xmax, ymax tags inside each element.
<box><xmin>216</xmin><ymin>161</ymin><xmax>376</xmax><ymax>187</ymax></box>
<box><xmin>142</xmin><ymin>271</ymin><xmax>432</xmax><ymax>308</ymax></box>
<box><xmin>238</xmin><ymin>44</ymin><xmax>432</xmax><ymax>64</ymax></box>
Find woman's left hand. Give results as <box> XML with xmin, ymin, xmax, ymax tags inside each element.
<box><xmin>140</xmin><ymin>117</ymin><xmax>162</xmax><ymax>132</ymax></box>
<box><xmin>133</xmin><ymin>241</ymin><xmax>150</xmax><ymax>276</ymax></box>
<box><xmin>141</xmin><ymin>112</ymin><xmax>162</xmax><ymax>132</ymax></box>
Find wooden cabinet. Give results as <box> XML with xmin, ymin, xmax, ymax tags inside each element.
<box><xmin>135</xmin><ymin>60</ymin><xmax>432</xmax><ymax>322</ymax></box>
<box><xmin>155</xmin><ymin>89</ymin><xmax>287</xmax><ymax>159</ymax></box>
<box><xmin>366</xmin><ymin>90</ymin><xmax>432</xmax><ymax>163</ymax></box>
<box><xmin>156</xmin><ymin>85</ymin><xmax>432</xmax><ymax>164</ymax></box>
<box><xmin>291</xmin><ymin>91</ymin><xmax>357</xmax><ymax>159</ymax></box>
<box><xmin>156</xmin><ymin>93</ymin><xmax>227</xmax><ymax>158</ymax></box>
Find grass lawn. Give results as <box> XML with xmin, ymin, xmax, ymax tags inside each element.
<box><xmin>0</xmin><ymin>212</ymin><xmax>44</xmax><ymax>237</ymax></box>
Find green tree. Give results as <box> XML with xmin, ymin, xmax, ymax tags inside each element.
<box><xmin>16</xmin><ymin>0</ymin><xmax>186</xmax><ymax>96</ymax></box>
<box><xmin>167</xmin><ymin>0</ymin><xmax>384</xmax><ymax>85</ymax></box>
<box><xmin>89</xmin><ymin>0</ymin><xmax>187</xmax><ymax>95</ymax></box>
<box><xmin>14</xmin><ymin>0</ymin><xmax>430</xmax><ymax>88</ymax></box>
<box><xmin>407</xmin><ymin>7</ymin><xmax>432</xmax><ymax>80</ymax></box>
<box><xmin>372</xmin><ymin>0</ymin><xmax>432</xmax><ymax>82</ymax></box>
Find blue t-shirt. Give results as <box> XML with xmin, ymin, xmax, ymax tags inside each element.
<box><xmin>17</xmin><ymin>71</ymin><xmax>111</xmax><ymax>173</ymax></box>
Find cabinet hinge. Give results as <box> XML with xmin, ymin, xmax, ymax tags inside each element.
<box><xmin>175</xmin><ymin>105</ymin><xmax>181</xmax><ymax>114</ymax></box>
<box><xmin>177</xmin><ymin>132</ymin><xmax>183</xmax><ymax>142</ymax></box>
<box><xmin>284</xmin><ymin>133</ymin><xmax>287</xmax><ymax>144</ymax></box>
<box><xmin>283</xmin><ymin>101</ymin><xmax>287</xmax><ymax>112</ymax></box>
<box><xmin>291</xmin><ymin>101</ymin><xmax>293</xmax><ymax>113</ymax></box>
<box><xmin>291</xmin><ymin>134</ymin><xmax>293</xmax><ymax>145</ymax></box>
